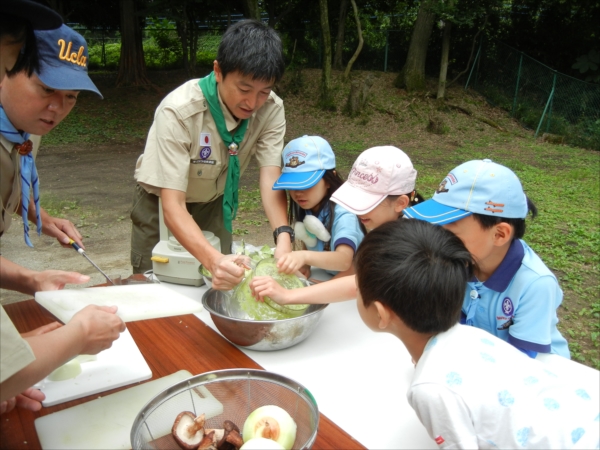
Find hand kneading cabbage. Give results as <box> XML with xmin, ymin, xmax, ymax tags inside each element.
<box><xmin>232</xmin><ymin>258</ymin><xmax>309</xmax><ymax>320</ymax></box>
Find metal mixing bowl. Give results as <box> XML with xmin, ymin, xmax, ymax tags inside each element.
<box><xmin>131</xmin><ymin>369</ymin><xmax>319</xmax><ymax>449</ymax></box>
<box><xmin>202</xmin><ymin>289</ymin><xmax>328</xmax><ymax>351</ymax></box>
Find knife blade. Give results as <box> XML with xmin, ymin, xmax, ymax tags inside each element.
<box><xmin>68</xmin><ymin>239</ymin><xmax>115</xmax><ymax>285</ymax></box>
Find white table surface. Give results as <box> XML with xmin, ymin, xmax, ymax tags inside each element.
<box><xmin>158</xmin><ymin>276</ymin><xmax>600</xmax><ymax>450</ymax></box>
<box><xmin>160</xmin><ymin>275</ymin><xmax>434</xmax><ymax>449</ymax></box>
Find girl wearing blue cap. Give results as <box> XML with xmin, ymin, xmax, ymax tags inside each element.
<box><xmin>251</xmin><ymin>145</ymin><xmax>421</xmax><ymax>303</ymax></box>
<box><xmin>272</xmin><ymin>135</ymin><xmax>363</xmax><ymax>277</ymax></box>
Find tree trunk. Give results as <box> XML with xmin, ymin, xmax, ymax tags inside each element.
<box><xmin>116</xmin><ymin>0</ymin><xmax>150</xmax><ymax>87</ymax></box>
<box><xmin>394</xmin><ymin>0</ymin><xmax>435</xmax><ymax>91</ymax></box>
<box><xmin>318</xmin><ymin>0</ymin><xmax>334</xmax><ymax>110</ymax></box>
<box><xmin>242</xmin><ymin>0</ymin><xmax>261</xmax><ymax>20</ymax></box>
<box><xmin>187</xmin><ymin>6</ymin><xmax>198</xmax><ymax>72</ymax></box>
<box><xmin>344</xmin><ymin>72</ymin><xmax>374</xmax><ymax>116</ymax></box>
<box><xmin>176</xmin><ymin>18</ymin><xmax>190</xmax><ymax>73</ymax></box>
<box><xmin>343</xmin><ymin>0</ymin><xmax>363</xmax><ymax>79</ymax></box>
<box><xmin>333</xmin><ymin>0</ymin><xmax>349</xmax><ymax>71</ymax></box>
<box><xmin>436</xmin><ymin>19</ymin><xmax>452</xmax><ymax>99</ymax></box>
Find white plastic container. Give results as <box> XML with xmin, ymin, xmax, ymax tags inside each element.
<box><xmin>152</xmin><ymin>199</ymin><xmax>222</xmax><ymax>286</ymax></box>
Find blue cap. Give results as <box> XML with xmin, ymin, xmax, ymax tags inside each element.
<box><xmin>404</xmin><ymin>159</ymin><xmax>528</xmax><ymax>225</ymax></box>
<box><xmin>34</xmin><ymin>25</ymin><xmax>102</xmax><ymax>98</ymax></box>
<box><xmin>273</xmin><ymin>136</ymin><xmax>335</xmax><ymax>190</ymax></box>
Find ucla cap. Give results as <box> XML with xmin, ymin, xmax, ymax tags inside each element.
<box><xmin>1</xmin><ymin>0</ymin><xmax>62</xmax><ymax>30</ymax></box>
<box><xmin>34</xmin><ymin>24</ymin><xmax>102</xmax><ymax>98</ymax></box>
<box><xmin>273</xmin><ymin>135</ymin><xmax>335</xmax><ymax>190</ymax></box>
<box><xmin>331</xmin><ymin>146</ymin><xmax>417</xmax><ymax>215</ymax></box>
<box><xmin>404</xmin><ymin>159</ymin><xmax>528</xmax><ymax>224</ymax></box>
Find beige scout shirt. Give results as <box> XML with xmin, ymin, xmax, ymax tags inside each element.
<box><xmin>0</xmin><ymin>306</ymin><xmax>35</xmax><ymax>383</ymax></box>
<box><xmin>0</xmin><ymin>135</ymin><xmax>42</xmax><ymax>237</ymax></box>
<box><xmin>134</xmin><ymin>79</ymin><xmax>285</xmax><ymax>203</ymax></box>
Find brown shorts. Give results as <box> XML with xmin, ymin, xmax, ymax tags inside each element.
<box><xmin>130</xmin><ymin>184</ymin><xmax>232</xmax><ymax>274</ymax></box>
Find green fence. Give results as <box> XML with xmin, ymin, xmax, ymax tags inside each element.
<box><xmin>466</xmin><ymin>39</ymin><xmax>600</xmax><ymax>150</ymax></box>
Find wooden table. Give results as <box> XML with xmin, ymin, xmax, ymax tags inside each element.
<box><xmin>1</xmin><ymin>299</ymin><xmax>365</xmax><ymax>450</ymax></box>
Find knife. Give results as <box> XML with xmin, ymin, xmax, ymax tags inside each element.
<box><xmin>68</xmin><ymin>239</ymin><xmax>115</xmax><ymax>285</ymax></box>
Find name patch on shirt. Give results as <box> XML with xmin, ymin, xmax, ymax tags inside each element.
<box><xmin>191</xmin><ymin>159</ymin><xmax>216</xmax><ymax>165</ymax></box>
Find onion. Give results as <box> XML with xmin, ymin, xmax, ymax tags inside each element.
<box><xmin>240</xmin><ymin>437</ymin><xmax>285</xmax><ymax>450</ymax></box>
<box><xmin>242</xmin><ymin>405</ymin><xmax>297</xmax><ymax>450</ymax></box>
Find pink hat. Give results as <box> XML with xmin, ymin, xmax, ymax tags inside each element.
<box><xmin>331</xmin><ymin>146</ymin><xmax>417</xmax><ymax>215</ymax></box>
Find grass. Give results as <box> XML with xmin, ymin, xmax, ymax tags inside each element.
<box><xmin>43</xmin><ymin>68</ymin><xmax>600</xmax><ymax>369</ymax></box>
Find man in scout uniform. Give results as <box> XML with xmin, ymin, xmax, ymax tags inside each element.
<box><xmin>1</xmin><ymin>23</ymin><xmax>125</xmax><ymax>416</ymax></box>
<box><xmin>131</xmin><ymin>19</ymin><xmax>293</xmax><ymax>290</ymax></box>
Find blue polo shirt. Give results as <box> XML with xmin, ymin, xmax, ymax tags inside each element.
<box><xmin>305</xmin><ymin>203</ymin><xmax>363</xmax><ymax>273</ymax></box>
<box><xmin>460</xmin><ymin>239</ymin><xmax>570</xmax><ymax>359</ymax></box>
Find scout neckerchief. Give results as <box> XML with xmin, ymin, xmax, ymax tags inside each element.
<box><xmin>198</xmin><ymin>72</ymin><xmax>249</xmax><ymax>233</ymax></box>
<box><xmin>0</xmin><ymin>105</ymin><xmax>42</xmax><ymax>247</ymax></box>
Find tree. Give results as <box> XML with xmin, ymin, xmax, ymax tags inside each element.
<box><xmin>116</xmin><ymin>0</ymin><xmax>151</xmax><ymax>87</ymax></box>
<box><xmin>264</xmin><ymin>0</ymin><xmax>300</xmax><ymax>28</ymax></box>
<box><xmin>394</xmin><ymin>0</ymin><xmax>436</xmax><ymax>91</ymax></box>
<box><xmin>436</xmin><ymin>0</ymin><xmax>453</xmax><ymax>99</ymax></box>
<box><xmin>241</xmin><ymin>0</ymin><xmax>261</xmax><ymax>20</ymax></box>
<box><xmin>333</xmin><ymin>0</ymin><xmax>349</xmax><ymax>70</ymax></box>
<box><xmin>318</xmin><ymin>0</ymin><xmax>335</xmax><ymax>110</ymax></box>
<box><xmin>343</xmin><ymin>0</ymin><xmax>364</xmax><ymax>78</ymax></box>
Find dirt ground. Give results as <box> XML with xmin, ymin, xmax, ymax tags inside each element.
<box><xmin>0</xmin><ymin>142</ymin><xmax>271</xmax><ymax>304</ymax></box>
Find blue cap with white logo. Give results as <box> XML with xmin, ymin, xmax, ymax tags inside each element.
<box><xmin>34</xmin><ymin>24</ymin><xmax>102</xmax><ymax>98</ymax></box>
<box><xmin>404</xmin><ymin>159</ymin><xmax>528</xmax><ymax>224</ymax></box>
<box><xmin>273</xmin><ymin>135</ymin><xmax>336</xmax><ymax>190</ymax></box>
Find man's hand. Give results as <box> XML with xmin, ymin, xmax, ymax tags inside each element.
<box><xmin>273</xmin><ymin>232</ymin><xmax>292</xmax><ymax>259</ymax></box>
<box><xmin>68</xmin><ymin>305</ymin><xmax>126</xmax><ymax>355</ymax></box>
<box><xmin>0</xmin><ymin>388</ymin><xmax>45</xmax><ymax>415</ymax></box>
<box><xmin>210</xmin><ymin>254</ymin><xmax>252</xmax><ymax>291</ymax></box>
<box><xmin>249</xmin><ymin>275</ymin><xmax>291</xmax><ymax>305</ymax></box>
<box><xmin>39</xmin><ymin>207</ymin><xmax>84</xmax><ymax>248</ymax></box>
<box><xmin>32</xmin><ymin>270</ymin><xmax>90</xmax><ymax>293</ymax></box>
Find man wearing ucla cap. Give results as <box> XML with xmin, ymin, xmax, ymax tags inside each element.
<box><xmin>1</xmin><ymin>24</ymin><xmax>124</xmax><ymax>417</ymax></box>
<box><xmin>405</xmin><ymin>159</ymin><xmax>570</xmax><ymax>359</ymax></box>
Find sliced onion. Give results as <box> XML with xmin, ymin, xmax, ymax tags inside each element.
<box><xmin>242</xmin><ymin>405</ymin><xmax>297</xmax><ymax>450</ymax></box>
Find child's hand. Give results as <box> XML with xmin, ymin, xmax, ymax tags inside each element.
<box><xmin>249</xmin><ymin>276</ymin><xmax>289</xmax><ymax>305</ymax></box>
<box><xmin>276</xmin><ymin>251</ymin><xmax>308</xmax><ymax>274</ymax></box>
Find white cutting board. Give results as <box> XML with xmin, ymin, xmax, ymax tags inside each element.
<box><xmin>35</xmin><ymin>283</ymin><xmax>203</xmax><ymax>323</ymax></box>
<box><xmin>36</xmin><ymin>328</ymin><xmax>152</xmax><ymax>407</ymax></box>
<box><xmin>35</xmin><ymin>370</ymin><xmax>224</xmax><ymax>450</ymax></box>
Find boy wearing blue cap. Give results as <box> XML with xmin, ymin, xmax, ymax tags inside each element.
<box><xmin>1</xmin><ymin>24</ymin><xmax>124</xmax><ymax>416</ymax></box>
<box><xmin>404</xmin><ymin>159</ymin><xmax>570</xmax><ymax>358</ymax></box>
<box><xmin>272</xmin><ymin>135</ymin><xmax>363</xmax><ymax>276</ymax></box>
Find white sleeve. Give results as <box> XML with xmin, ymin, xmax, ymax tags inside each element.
<box><xmin>408</xmin><ymin>383</ymin><xmax>479</xmax><ymax>449</ymax></box>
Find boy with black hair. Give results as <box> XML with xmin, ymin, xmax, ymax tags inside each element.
<box><xmin>131</xmin><ymin>19</ymin><xmax>292</xmax><ymax>290</ymax></box>
<box><xmin>355</xmin><ymin>219</ymin><xmax>599</xmax><ymax>449</ymax></box>
<box><xmin>404</xmin><ymin>159</ymin><xmax>570</xmax><ymax>358</ymax></box>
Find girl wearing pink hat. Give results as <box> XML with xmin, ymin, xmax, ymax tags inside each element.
<box><xmin>250</xmin><ymin>145</ymin><xmax>423</xmax><ymax>305</ymax></box>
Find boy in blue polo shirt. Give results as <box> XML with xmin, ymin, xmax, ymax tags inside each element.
<box><xmin>404</xmin><ymin>159</ymin><xmax>570</xmax><ymax>358</ymax></box>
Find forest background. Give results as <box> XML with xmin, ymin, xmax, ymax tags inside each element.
<box><xmin>0</xmin><ymin>0</ymin><xmax>598</xmax><ymax>368</ymax></box>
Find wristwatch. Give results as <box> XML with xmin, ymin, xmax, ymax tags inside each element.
<box><xmin>273</xmin><ymin>225</ymin><xmax>295</xmax><ymax>244</ymax></box>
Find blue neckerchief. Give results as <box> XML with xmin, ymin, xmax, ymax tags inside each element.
<box><xmin>0</xmin><ymin>105</ymin><xmax>42</xmax><ymax>246</ymax></box>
